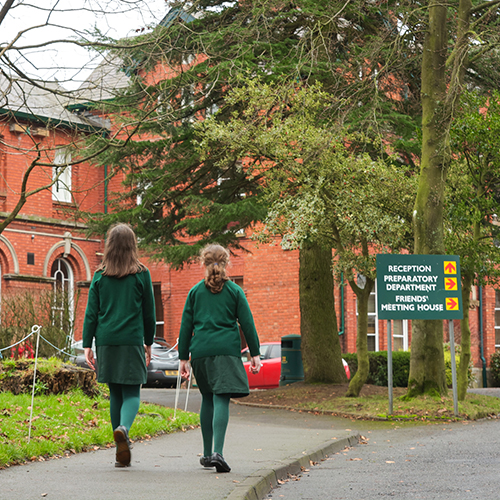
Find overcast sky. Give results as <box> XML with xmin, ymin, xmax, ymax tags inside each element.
<box><xmin>2</xmin><ymin>0</ymin><xmax>169</xmax><ymax>89</ymax></box>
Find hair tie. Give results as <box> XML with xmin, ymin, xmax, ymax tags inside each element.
<box><xmin>214</xmin><ymin>262</ymin><xmax>218</xmax><ymax>267</ymax></box>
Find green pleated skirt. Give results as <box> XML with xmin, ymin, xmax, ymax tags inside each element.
<box><xmin>96</xmin><ymin>345</ymin><xmax>147</xmax><ymax>385</ymax></box>
<box><xmin>191</xmin><ymin>355</ymin><xmax>250</xmax><ymax>398</ymax></box>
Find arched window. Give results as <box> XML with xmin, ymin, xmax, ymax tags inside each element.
<box><xmin>51</xmin><ymin>258</ymin><xmax>74</xmax><ymax>336</ymax></box>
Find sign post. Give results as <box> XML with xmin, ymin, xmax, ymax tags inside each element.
<box><xmin>376</xmin><ymin>255</ymin><xmax>463</xmax><ymax>417</ymax></box>
<box><xmin>448</xmin><ymin>320</ymin><xmax>459</xmax><ymax>416</ymax></box>
<box><xmin>387</xmin><ymin>320</ymin><xmax>393</xmax><ymax>415</ymax></box>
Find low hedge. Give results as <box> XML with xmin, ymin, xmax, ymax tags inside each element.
<box><xmin>343</xmin><ymin>351</ymin><xmax>410</xmax><ymax>387</ymax></box>
<box><xmin>343</xmin><ymin>350</ymin><xmax>471</xmax><ymax>388</ymax></box>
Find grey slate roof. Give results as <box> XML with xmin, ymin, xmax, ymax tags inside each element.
<box><xmin>0</xmin><ymin>7</ymin><xmax>196</xmax><ymax>129</ymax></box>
<box><xmin>71</xmin><ymin>53</ymin><xmax>131</xmax><ymax>104</ymax></box>
<box><xmin>0</xmin><ymin>73</ymin><xmax>107</xmax><ymax>130</ymax></box>
<box><xmin>73</xmin><ymin>7</ymin><xmax>199</xmax><ymax>105</ymax></box>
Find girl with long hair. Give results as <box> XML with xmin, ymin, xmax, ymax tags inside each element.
<box><xmin>83</xmin><ymin>223</ymin><xmax>156</xmax><ymax>467</ymax></box>
<box><xmin>179</xmin><ymin>244</ymin><xmax>261</xmax><ymax>473</ymax></box>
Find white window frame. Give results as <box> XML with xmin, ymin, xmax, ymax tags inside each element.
<box><xmin>52</xmin><ymin>149</ymin><xmax>72</xmax><ymax>203</ymax></box>
<box><xmin>392</xmin><ymin>319</ymin><xmax>409</xmax><ymax>351</ymax></box>
<box><xmin>495</xmin><ymin>290</ymin><xmax>500</xmax><ymax>350</ymax></box>
<box><xmin>180</xmin><ymin>84</ymin><xmax>195</xmax><ymax>123</ymax></box>
<box><xmin>357</xmin><ymin>275</ymin><xmax>379</xmax><ymax>352</ymax></box>
<box><xmin>357</xmin><ymin>277</ymin><xmax>409</xmax><ymax>352</ymax></box>
<box><xmin>51</xmin><ymin>258</ymin><xmax>74</xmax><ymax>339</ymax></box>
<box><xmin>368</xmin><ymin>286</ymin><xmax>379</xmax><ymax>352</ymax></box>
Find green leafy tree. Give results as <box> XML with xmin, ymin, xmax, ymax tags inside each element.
<box><xmin>409</xmin><ymin>0</ymin><xmax>500</xmax><ymax>397</ymax></box>
<box><xmin>196</xmin><ymin>81</ymin><xmax>416</xmax><ymax>391</ymax></box>
<box><xmin>445</xmin><ymin>91</ymin><xmax>500</xmax><ymax>399</ymax></box>
<box><xmin>82</xmin><ymin>0</ymin><xmax>423</xmax><ymax>263</ymax></box>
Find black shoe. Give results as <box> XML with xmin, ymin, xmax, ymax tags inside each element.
<box><xmin>114</xmin><ymin>461</ymin><xmax>131</xmax><ymax>468</ymax></box>
<box><xmin>200</xmin><ymin>456</ymin><xmax>213</xmax><ymax>468</ymax></box>
<box><xmin>113</xmin><ymin>425</ymin><xmax>131</xmax><ymax>467</ymax></box>
<box><xmin>210</xmin><ymin>452</ymin><xmax>231</xmax><ymax>473</ymax></box>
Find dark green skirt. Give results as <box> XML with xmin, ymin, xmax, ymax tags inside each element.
<box><xmin>96</xmin><ymin>345</ymin><xmax>147</xmax><ymax>385</ymax></box>
<box><xmin>191</xmin><ymin>355</ymin><xmax>250</xmax><ymax>398</ymax></box>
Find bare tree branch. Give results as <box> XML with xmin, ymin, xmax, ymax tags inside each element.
<box><xmin>0</xmin><ymin>0</ymin><xmax>15</xmax><ymax>29</ymax></box>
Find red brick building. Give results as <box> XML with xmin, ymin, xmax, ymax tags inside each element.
<box><xmin>0</xmin><ymin>16</ymin><xmax>498</xmax><ymax>387</ymax></box>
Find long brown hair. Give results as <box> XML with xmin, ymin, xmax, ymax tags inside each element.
<box><xmin>97</xmin><ymin>223</ymin><xmax>146</xmax><ymax>278</ymax></box>
<box><xmin>201</xmin><ymin>244</ymin><xmax>230</xmax><ymax>293</ymax></box>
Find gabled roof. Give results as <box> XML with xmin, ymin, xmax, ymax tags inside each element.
<box><xmin>158</xmin><ymin>7</ymin><xmax>197</xmax><ymax>28</ymax></box>
<box><xmin>0</xmin><ymin>74</ymin><xmax>108</xmax><ymax>131</ymax></box>
<box><xmin>70</xmin><ymin>53</ymin><xmax>132</xmax><ymax>106</ymax></box>
<box><xmin>72</xmin><ymin>6</ymin><xmax>198</xmax><ymax>107</ymax></box>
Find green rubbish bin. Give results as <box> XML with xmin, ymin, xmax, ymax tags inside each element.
<box><xmin>280</xmin><ymin>334</ymin><xmax>304</xmax><ymax>386</ymax></box>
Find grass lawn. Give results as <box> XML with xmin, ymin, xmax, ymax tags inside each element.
<box><xmin>238</xmin><ymin>383</ymin><xmax>500</xmax><ymax>421</ymax></box>
<box><xmin>0</xmin><ymin>389</ymin><xmax>199</xmax><ymax>468</ymax></box>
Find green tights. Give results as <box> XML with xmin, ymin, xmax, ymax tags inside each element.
<box><xmin>200</xmin><ymin>393</ymin><xmax>231</xmax><ymax>457</ymax></box>
<box><xmin>108</xmin><ymin>383</ymin><xmax>141</xmax><ymax>431</ymax></box>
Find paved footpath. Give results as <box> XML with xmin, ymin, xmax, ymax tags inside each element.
<box><xmin>0</xmin><ymin>389</ymin><xmax>359</xmax><ymax>500</ymax></box>
<box><xmin>267</xmin><ymin>388</ymin><xmax>500</xmax><ymax>500</ymax></box>
<box><xmin>267</xmin><ymin>417</ymin><xmax>500</xmax><ymax>500</ymax></box>
<box><xmin>2</xmin><ymin>388</ymin><xmax>499</xmax><ymax>500</ymax></box>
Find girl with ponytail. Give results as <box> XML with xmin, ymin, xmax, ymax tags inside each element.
<box><xmin>178</xmin><ymin>244</ymin><xmax>261</xmax><ymax>473</ymax></box>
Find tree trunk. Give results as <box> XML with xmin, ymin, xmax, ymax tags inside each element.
<box><xmin>458</xmin><ymin>273</ymin><xmax>472</xmax><ymax>400</ymax></box>
<box><xmin>456</xmin><ymin>174</ymin><xmax>483</xmax><ymax>400</ymax></box>
<box><xmin>408</xmin><ymin>0</ymin><xmax>449</xmax><ymax>397</ymax></box>
<box><xmin>346</xmin><ymin>277</ymin><xmax>374</xmax><ymax>397</ymax></box>
<box><xmin>407</xmin><ymin>319</ymin><xmax>447</xmax><ymax>397</ymax></box>
<box><xmin>299</xmin><ymin>242</ymin><xmax>347</xmax><ymax>384</ymax></box>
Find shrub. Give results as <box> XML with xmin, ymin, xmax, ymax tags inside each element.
<box><xmin>489</xmin><ymin>351</ymin><xmax>500</xmax><ymax>386</ymax></box>
<box><xmin>342</xmin><ymin>351</ymin><xmax>410</xmax><ymax>387</ymax></box>
<box><xmin>344</xmin><ymin>346</ymin><xmax>473</xmax><ymax>388</ymax></box>
<box><xmin>0</xmin><ymin>289</ymin><xmax>79</xmax><ymax>360</ymax></box>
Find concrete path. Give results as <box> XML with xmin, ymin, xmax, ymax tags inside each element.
<box><xmin>2</xmin><ymin>388</ymin><xmax>499</xmax><ymax>500</ymax></box>
<box><xmin>0</xmin><ymin>389</ymin><xmax>359</xmax><ymax>500</ymax></box>
<box><xmin>265</xmin><ymin>388</ymin><xmax>500</xmax><ymax>500</ymax></box>
<box><xmin>267</xmin><ymin>417</ymin><xmax>500</xmax><ymax>500</ymax></box>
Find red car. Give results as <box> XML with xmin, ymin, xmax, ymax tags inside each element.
<box><xmin>242</xmin><ymin>341</ymin><xmax>351</xmax><ymax>390</ymax></box>
<box><xmin>242</xmin><ymin>342</ymin><xmax>282</xmax><ymax>389</ymax></box>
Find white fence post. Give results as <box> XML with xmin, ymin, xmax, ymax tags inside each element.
<box><xmin>28</xmin><ymin>325</ymin><xmax>42</xmax><ymax>443</ymax></box>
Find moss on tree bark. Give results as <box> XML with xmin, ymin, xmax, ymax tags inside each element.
<box><xmin>458</xmin><ymin>274</ymin><xmax>472</xmax><ymax>400</ymax></box>
<box><xmin>409</xmin><ymin>0</ymin><xmax>449</xmax><ymax>397</ymax></box>
<box><xmin>299</xmin><ymin>242</ymin><xmax>347</xmax><ymax>384</ymax></box>
<box><xmin>346</xmin><ymin>277</ymin><xmax>373</xmax><ymax>397</ymax></box>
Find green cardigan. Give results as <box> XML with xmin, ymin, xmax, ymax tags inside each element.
<box><xmin>82</xmin><ymin>269</ymin><xmax>156</xmax><ymax>348</ymax></box>
<box><xmin>178</xmin><ymin>280</ymin><xmax>260</xmax><ymax>361</ymax></box>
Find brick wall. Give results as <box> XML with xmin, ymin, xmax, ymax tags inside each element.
<box><xmin>2</xmin><ymin>118</ymin><xmax>499</xmax><ymax>372</ymax></box>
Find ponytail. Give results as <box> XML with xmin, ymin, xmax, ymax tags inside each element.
<box><xmin>201</xmin><ymin>244</ymin><xmax>230</xmax><ymax>293</ymax></box>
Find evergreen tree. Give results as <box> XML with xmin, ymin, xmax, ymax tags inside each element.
<box><xmin>83</xmin><ymin>0</ymin><xmax>500</xmax><ymax>392</ymax></box>
<box><xmin>83</xmin><ymin>0</ymin><xmax>424</xmax><ymax>263</ymax></box>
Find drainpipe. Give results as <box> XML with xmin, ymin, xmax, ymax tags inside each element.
<box><xmin>479</xmin><ymin>286</ymin><xmax>487</xmax><ymax>387</ymax></box>
<box><xmin>338</xmin><ymin>272</ymin><xmax>345</xmax><ymax>336</ymax></box>
<box><xmin>104</xmin><ymin>164</ymin><xmax>108</xmax><ymax>214</ymax></box>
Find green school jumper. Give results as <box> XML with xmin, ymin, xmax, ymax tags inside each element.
<box><xmin>82</xmin><ymin>269</ymin><xmax>156</xmax><ymax>385</ymax></box>
<box><xmin>178</xmin><ymin>279</ymin><xmax>260</xmax><ymax>397</ymax></box>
